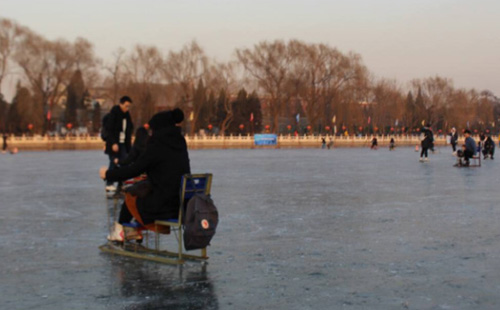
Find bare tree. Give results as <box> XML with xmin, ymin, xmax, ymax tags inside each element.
<box><xmin>161</xmin><ymin>41</ymin><xmax>208</xmax><ymax>108</ymax></box>
<box><xmin>236</xmin><ymin>40</ymin><xmax>293</xmax><ymax>133</ymax></box>
<box><xmin>205</xmin><ymin>61</ymin><xmax>240</xmax><ymax>96</ymax></box>
<box><xmin>122</xmin><ymin>44</ymin><xmax>163</xmax><ymax>125</ymax></box>
<box><xmin>410</xmin><ymin>76</ymin><xmax>454</xmax><ymax>129</ymax></box>
<box><xmin>204</xmin><ymin>61</ymin><xmax>240</xmax><ymax>134</ymax></box>
<box><xmin>288</xmin><ymin>42</ymin><xmax>369</xmax><ymax>131</ymax></box>
<box><xmin>104</xmin><ymin>48</ymin><xmax>126</xmax><ymax>104</ymax></box>
<box><xmin>216</xmin><ymin>88</ymin><xmax>232</xmax><ymax>135</ymax></box>
<box><xmin>0</xmin><ymin>18</ymin><xmax>26</xmax><ymax>92</ymax></box>
<box><xmin>368</xmin><ymin>78</ymin><xmax>405</xmax><ymax>133</ymax></box>
<box><xmin>14</xmin><ymin>31</ymin><xmax>97</xmax><ymax>132</ymax></box>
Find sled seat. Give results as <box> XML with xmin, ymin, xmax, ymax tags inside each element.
<box><xmin>471</xmin><ymin>154</ymin><xmax>481</xmax><ymax>167</ymax></box>
<box><xmin>100</xmin><ymin>173</ymin><xmax>213</xmax><ymax>264</ymax></box>
<box><xmin>154</xmin><ymin>173</ymin><xmax>213</xmax><ymax>263</ymax></box>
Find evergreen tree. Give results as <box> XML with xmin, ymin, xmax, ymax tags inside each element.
<box><xmin>0</xmin><ymin>93</ymin><xmax>8</xmax><ymax>132</ymax></box>
<box><xmin>405</xmin><ymin>91</ymin><xmax>415</xmax><ymax>130</ymax></box>
<box><xmin>92</xmin><ymin>101</ymin><xmax>101</xmax><ymax>134</ymax></box>
<box><xmin>6</xmin><ymin>95</ymin><xmax>21</xmax><ymax>134</ymax></box>
<box><xmin>415</xmin><ymin>87</ymin><xmax>426</xmax><ymax>127</ymax></box>
<box><xmin>197</xmin><ymin>90</ymin><xmax>216</xmax><ymax>130</ymax></box>
<box><xmin>228</xmin><ymin>88</ymin><xmax>248</xmax><ymax>134</ymax></box>
<box><xmin>215</xmin><ymin>89</ymin><xmax>232</xmax><ymax>135</ymax></box>
<box><xmin>65</xmin><ymin>70</ymin><xmax>85</xmax><ymax>127</ymax></box>
<box><xmin>247</xmin><ymin>91</ymin><xmax>263</xmax><ymax>134</ymax></box>
<box><xmin>6</xmin><ymin>84</ymin><xmax>38</xmax><ymax>134</ymax></box>
<box><xmin>191</xmin><ymin>79</ymin><xmax>206</xmax><ymax>135</ymax></box>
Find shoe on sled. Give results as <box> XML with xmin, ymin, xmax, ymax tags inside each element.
<box><xmin>105</xmin><ymin>185</ymin><xmax>117</xmax><ymax>192</ymax></box>
<box><xmin>123</xmin><ymin>226</ymin><xmax>143</xmax><ymax>241</ymax></box>
<box><xmin>107</xmin><ymin>222</ymin><xmax>124</xmax><ymax>242</ymax></box>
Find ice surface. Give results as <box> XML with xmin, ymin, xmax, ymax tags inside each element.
<box><xmin>1</xmin><ymin>146</ymin><xmax>500</xmax><ymax>309</ymax></box>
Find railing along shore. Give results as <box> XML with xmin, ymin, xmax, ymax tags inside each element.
<box><xmin>2</xmin><ymin>134</ymin><xmax>464</xmax><ymax>151</ymax></box>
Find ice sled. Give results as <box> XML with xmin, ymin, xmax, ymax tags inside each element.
<box><xmin>99</xmin><ymin>173</ymin><xmax>213</xmax><ymax>265</ymax></box>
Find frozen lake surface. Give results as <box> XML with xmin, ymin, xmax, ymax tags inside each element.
<box><xmin>2</xmin><ymin>146</ymin><xmax>500</xmax><ymax>309</ymax></box>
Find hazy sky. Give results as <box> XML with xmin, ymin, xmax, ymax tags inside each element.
<box><xmin>1</xmin><ymin>0</ymin><xmax>500</xmax><ymax>98</ymax></box>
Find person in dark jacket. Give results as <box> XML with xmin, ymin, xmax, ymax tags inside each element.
<box><xmin>100</xmin><ymin>108</ymin><xmax>190</xmax><ymax>242</ymax></box>
<box><xmin>456</xmin><ymin>129</ymin><xmax>477</xmax><ymax>166</ymax></box>
<box><xmin>483</xmin><ymin>135</ymin><xmax>495</xmax><ymax>159</ymax></box>
<box><xmin>104</xmin><ymin>96</ymin><xmax>134</xmax><ymax>192</ymax></box>
<box><xmin>449</xmin><ymin>127</ymin><xmax>458</xmax><ymax>154</ymax></box>
<box><xmin>370</xmin><ymin>137</ymin><xmax>378</xmax><ymax>150</ymax></box>
<box><xmin>420</xmin><ymin>124</ymin><xmax>433</xmax><ymax>162</ymax></box>
<box><xmin>116</xmin><ymin>126</ymin><xmax>149</xmax><ymax>167</ymax></box>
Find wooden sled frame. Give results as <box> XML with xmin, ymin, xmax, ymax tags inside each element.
<box><xmin>99</xmin><ymin>173</ymin><xmax>213</xmax><ymax>265</ymax></box>
<box><xmin>454</xmin><ymin>155</ymin><xmax>481</xmax><ymax>168</ymax></box>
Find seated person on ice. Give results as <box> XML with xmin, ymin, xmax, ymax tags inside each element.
<box><xmin>456</xmin><ymin>129</ymin><xmax>477</xmax><ymax>166</ymax></box>
<box><xmin>483</xmin><ymin>135</ymin><xmax>495</xmax><ymax>159</ymax></box>
<box><xmin>100</xmin><ymin>108</ymin><xmax>190</xmax><ymax>242</ymax></box>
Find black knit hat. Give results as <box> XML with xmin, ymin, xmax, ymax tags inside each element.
<box><xmin>171</xmin><ymin>108</ymin><xmax>184</xmax><ymax>124</ymax></box>
<box><xmin>148</xmin><ymin>108</ymin><xmax>184</xmax><ymax>130</ymax></box>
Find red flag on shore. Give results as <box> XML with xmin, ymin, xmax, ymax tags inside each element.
<box><xmin>250</xmin><ymin>113</ymin><xmax>254</xmax><ymax>122</ymax></box>
<box><xmin>367</xmin><ymin>116</ymin><xmax>371</xmax><ymax>124</ymax></box>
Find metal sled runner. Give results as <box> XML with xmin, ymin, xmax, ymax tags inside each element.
<box><xmin>99</xmin><ymin>173</ymin><xmax>213</xmax><ymax>264</ymax></box>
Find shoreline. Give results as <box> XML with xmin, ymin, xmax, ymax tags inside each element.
<box><xmin>2</xmin><ymin>134</ymin><xmax>456</xmax><ymax>151</ymax></box>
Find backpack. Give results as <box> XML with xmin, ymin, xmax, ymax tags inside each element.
<box><xmin>183</xmin><ymin>193</ymin><xmax>218</xmax><ymax>251</ymax></box>
<box><xmin>100</xmin><ymin>113</ymin><xmax>110</xmax><ymax>141</ymax></box>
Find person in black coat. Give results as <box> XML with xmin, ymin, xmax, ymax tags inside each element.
<box><xmin>483</xmin><ymin>135</ymin><xmax>495</xmax><ymax>159</ymax></box>
<box><xmin>100</xmin><ymin>108</ymin><xmax>190</xmax><ymax>242</ymax></box>
<box><xmin>117</xmin><ymin>126</ymin><xmax>149</xmax><ymax>167</ymax></box>
<box><xmin>370</xmin><ymin>137</ymin><xmax>378</xmax><ymax>150</ymax></box>
<box><xmin>449</xmin><ymin>127</ymin><xmax>458</xmax><ymax>153</ymax></box>
<box><xmin>104</xmin><ymin>96</ymin><xmax>134</xmax><ymax>191</ymax></box>
<box><xmin>420</xmin><ymin>124</ymin><xmax>433</xmax><ymax>161</ymax></box>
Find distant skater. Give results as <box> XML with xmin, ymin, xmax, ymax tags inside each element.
<box><xmin>327</xmin><ymin>137</ymin><xmax>333</xmax><ymax>149</ymax></box>
<box><xmin>483</xmin><ymin>135</ymin><xmax>495</xmax><ymax>159</ymax></box>
<box><xmin>420</xmin><ymin>124</ymin><xmax>433</xmax><ymax>162</ymax></box>
<box><xmin>449</xmin><ymin>127</ymin><xmax>458</xmax><ymax>154</ymax></box>
<box><xmin>389</xmin><ymin>138</ymin><xmax>395</xmax><ymax>151</ymax></box>
<box><xmin>371</xmin><ymin>137</ymin><xmax>378</xmax><ymax>150</ymax></box>
<box><xmin>321</xmin><ymin>137</ymin><xmax>326</xmax><ymax>149</ymax></box>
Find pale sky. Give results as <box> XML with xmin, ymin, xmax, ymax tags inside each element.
<box><xmin>1</xmin><ymin>0</ymin><xmax>500</xmax><ymax>99</ymax></box>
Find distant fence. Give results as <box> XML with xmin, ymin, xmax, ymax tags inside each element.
<box><xmin>3</xmin><ymin>134</ymin><xmax>464</xmax><ymax>151</ymax></box>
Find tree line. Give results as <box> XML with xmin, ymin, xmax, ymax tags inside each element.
<box><xmin>1</xmin><ymin>17</ymin><xmax>499</xmax><ymax>136</ymax></box>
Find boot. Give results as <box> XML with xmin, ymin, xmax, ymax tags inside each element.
<box><xmin>123</xmin><ymin>226</ymin><xmax>143</xmax><ymax>241</ymax></box>
<box><xmin>107</xmin><ymin>222</ymin><xmax>124</xmax><ymax>242</ymax></box>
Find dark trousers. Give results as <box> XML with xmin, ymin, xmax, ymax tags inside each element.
<box><xmin>451</xmin><ymin>142</ymin><xmax>457</xmax><ymax>152</ymax></box>
<box><xmin>464</xmin><ymin>149</ymin><xmax>474</xmax><ymax>162</ymax></box>
<box><xmin>483</xmin><ymin>147</ymin><xmax>494</xmax><ymax>158</ymax></box>
<box><xmin>420</xmin><ymin>147</ymin><xmax>428</xmax><ymax>158</ymax></box>
<box><xmin>107</xmin><ymin>143</ymin><xmax>127</xmax><ymax>186</ymax></box>
<box><xmin>118</xmin><ymin>201</ymin><xmax>133</xmax><ymax>224</ymax></box>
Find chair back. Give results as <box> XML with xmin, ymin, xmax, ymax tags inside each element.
<box><xmin>178</xmin><ymin>173</ymin><xmax>212</xmax><ymax>223</ymax></box>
